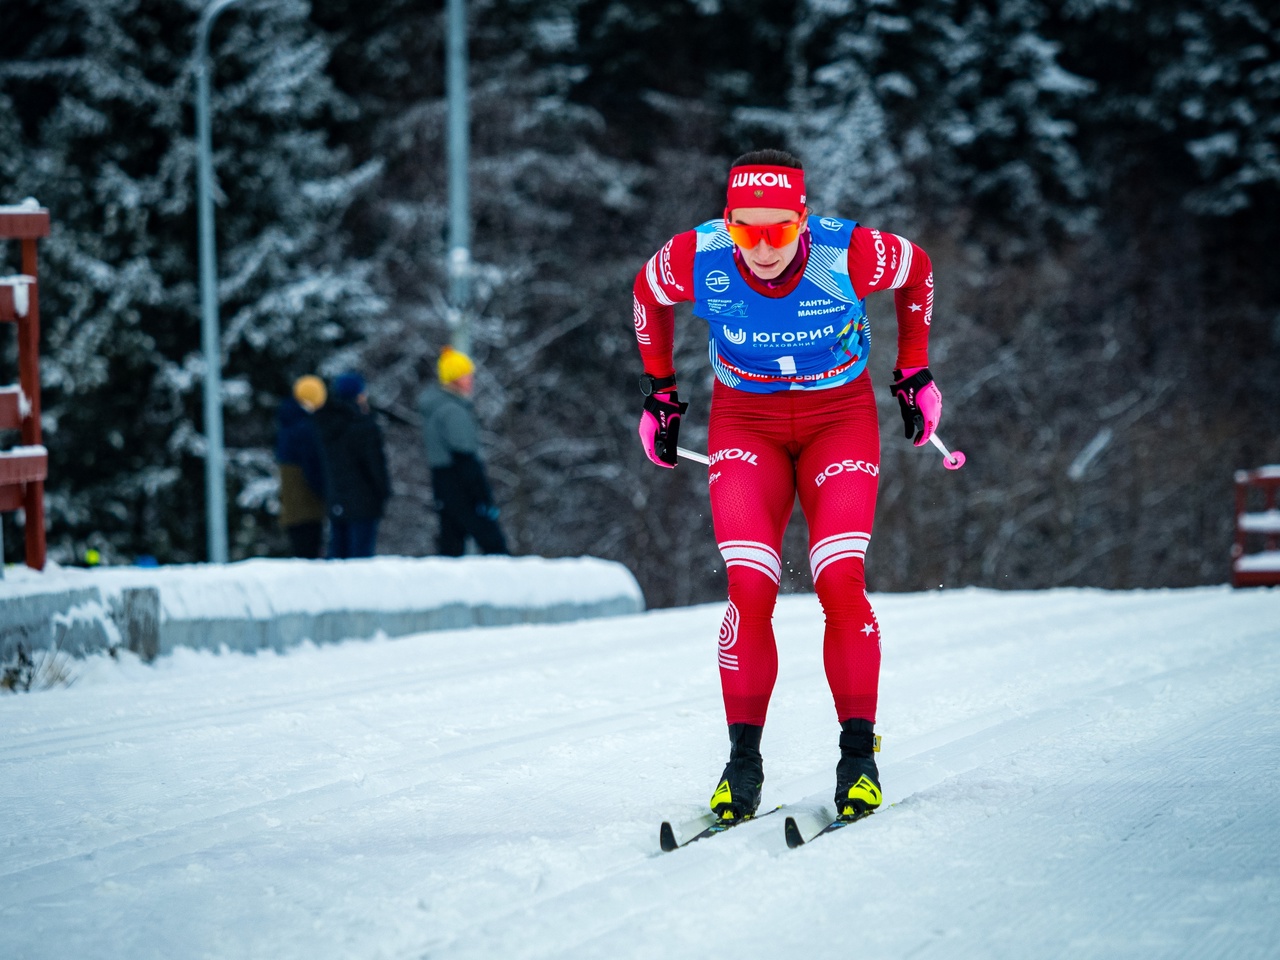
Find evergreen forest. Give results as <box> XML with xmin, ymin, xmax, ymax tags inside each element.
<box><xmin>1</xmin><ymin>0</ymin><xmax>1277</xmax><ymax>608</ymax></box>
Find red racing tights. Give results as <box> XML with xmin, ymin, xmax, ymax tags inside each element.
<box><xmin>707</xmin><ymin>375</ymin><xmax>881</xmax><ymax>727</ymax></box>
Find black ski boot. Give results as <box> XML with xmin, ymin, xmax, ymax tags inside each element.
<box><xmin>709</xmin><ymin>723</ymin><xmax>764</xmax><ymax>821</ymax></box>
<box><xmin>834</xmin><ymin>718</ymin><xmax>882</xmax><ymax>820</ymax></box>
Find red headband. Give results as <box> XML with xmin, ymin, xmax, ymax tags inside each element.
<box><xmin>726</xmin><ymin>165</ymin><xmax>807</xmax><ymax>214</ymax></box>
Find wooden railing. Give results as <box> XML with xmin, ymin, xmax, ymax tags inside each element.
<box><xmin>1231</xmin><ymin>465</ymin><xmax>1280</xmax><ymax>588</ymax></box>
<box><xmin>0</xmin><ymin>202</ymin><xmax>50</xmax><ymax>570</ymax></box>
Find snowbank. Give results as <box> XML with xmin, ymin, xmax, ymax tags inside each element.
<box><xmin>0</xmin><ymin>555</ymin><xmax>644</xmax><ymax>661</ymax></box>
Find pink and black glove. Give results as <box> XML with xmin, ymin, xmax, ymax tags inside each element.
<box><xmin>638</xmin><ymin>375</ymin><xmax>688</xmax><ymax>468</ymax></box>
<box><xmin>889</xmin><ymin>366</ymin><xmax>942</xmax><ymax>446</ymax></box>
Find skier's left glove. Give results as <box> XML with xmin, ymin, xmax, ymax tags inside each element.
<box><xmin>638</xmin><ymin>390</ymin><xmax>689</xmax><ymax>468</ymax></box>
<box><xmin>889</xmin><ymin>366</ymin><xmax>942</xmax><ymax>446</ymax></box>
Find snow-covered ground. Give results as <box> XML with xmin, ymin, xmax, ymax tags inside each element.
<box><xmin>3</xmin><ymin>583</ymin><xmax>1278</xmax><ymax>959</ymax></box>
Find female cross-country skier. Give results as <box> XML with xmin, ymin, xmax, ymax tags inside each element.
<box><xmin>632</xmin><ymin>148</ymin><xmax>943</xmax><ymax>823</ymax></box>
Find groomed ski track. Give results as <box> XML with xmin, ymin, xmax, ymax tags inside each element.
<box><xmin>3</xmin><ymin>586</ymin><xmax>1278</xmax><ymax>959</ymax></box>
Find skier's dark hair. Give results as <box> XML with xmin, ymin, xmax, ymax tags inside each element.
<box><xmin>731</xmin><ymin>149</ymin><xmax>804</xmax><ymax>170</ymax></box>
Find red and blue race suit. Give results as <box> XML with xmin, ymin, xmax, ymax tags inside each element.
<box><xmin>632</xmin><ymin>218</ymin><xmax>933</xmax><ymax>727</ymax></box>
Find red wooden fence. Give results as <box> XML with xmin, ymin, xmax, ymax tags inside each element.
<box><xmin>0</xmin><ymin>203</ymin><xmax>50</xmax><ymax>570</ymax></box>
<box><xmin>1231</xmin><ymin>465</ymin><xmax>1280</xmax><ymax>588</ymax></box>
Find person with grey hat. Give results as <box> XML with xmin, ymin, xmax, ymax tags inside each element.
<box><xmin>314</xmin><ymin>370</ymin><xmax>391</xmax><ymax>559</ymax></box>
<box><xmin>418</xmin><ymin>347</ymin><xmax>509</xmax><ymax>556</ymax></box>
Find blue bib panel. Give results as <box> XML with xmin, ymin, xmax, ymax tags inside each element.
<box><xmin>691</xmin><ymin>217</ymin><xmax>869</xmax><ymax>393</ymax></box>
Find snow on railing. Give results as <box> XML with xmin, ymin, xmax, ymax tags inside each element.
<box><xmin>1235</xmin><ymin>550</ymin><xmax>1280</xmax><ymax>573</ymax></box>
<box><xmin>0</xmin><ymin>384</ymin><xmax>31</xmax><ymax>418</ymax></box>
<box><xmin>1235</xmin><ymin>465</ymin><xmax>1280</xmax><ymax>483</ymax></box>
<box><xmin>0</xmin><ymin>198</ymin><xmax>41</xmax><ymax>214</ymax></box>
<box><xmin>1239</xmin><ymin>510</ymin><xmax>1280</xmax><ymax>535</ymax></box>
<box><xmin>0</xmin><ymin>274</ymin><xmax>34</xmax><ymax>318</ymax></box>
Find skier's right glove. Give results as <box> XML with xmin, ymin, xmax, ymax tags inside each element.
<box><xmin>638</xmin><ymin>390</ymin><xmax>689</xmax><ymax>468</ymax></box>
<box><xmin>889</xmin><ymin>366</ymin><xmax>942</xmax><ymax>446</ymax></box>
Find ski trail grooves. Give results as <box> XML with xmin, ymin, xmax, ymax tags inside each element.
<box><xmin>0</xmin><ymin>689</ymin><xmax>721</xmax><ymax>903</ymax></box>
<box><xmin>404</xmin><ymin>619</ymin><xmax>1280</xmax><ymax>957</ymax></box>
<box><xmin>3</xmin><ymin>588</ymin><xmax>1277</xmax><ymax>960</ymax></box>
<box><xmin>414</xmin><ymin>636</ymin><xmax>1280</xmax><ymax>957</ymax></box>
<box><xmin>0</xmin><ymin>629</ymin><xmax>665</xmax><ymax>764</ymax></box>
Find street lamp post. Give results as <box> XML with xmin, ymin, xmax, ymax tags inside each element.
<box><xmin>194</xmin><ymin>0</ymin><xmax>247</xmax><ymax>564</ymax></box>
<box><xmin>446</xmin><ymin>0</ymin><xmax>471</xmax><ymax>353</ymax></box>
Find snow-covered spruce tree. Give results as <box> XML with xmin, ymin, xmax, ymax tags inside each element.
<box><xmin>774</xmin><ymin>0</ymin><xmax>1278</xmax><ymax>592</ymax></box>
<box><xmin>458</xmin><ymin>0</ymin><xmax>687</xmax><ymax>579</ymax></box>
<box><xmin>783</xmin><ymin>0</ymin><xmax>1093</xmax><ymax>245</ymax></box>
<box><xmin>314</xmin><ymin>0</ymin><xmax>658</xmax><ymax>566</ymax></box>
<box><xmin>1042</xmin><ymin>0</ymin><xmax>1280</xmax><ymax>587</ymax></box>
<box><xmin>0</xmin><ymin>0</ymin><xmax>382</xmax><ymax>565</ymax></box>
<box><xmin>307</xmin><ymin>0</ymin><xmax>793</xmax><ymax>604</ymax></box>
<box><xmin>560</xmin><ymin>0</ymin><xmax>804</xmax><ymax>606</ymax></box>
<box><xmin>734</xmin><ymin>0</ymin><xmax>1096</xmax><ymax>594</ymax></box>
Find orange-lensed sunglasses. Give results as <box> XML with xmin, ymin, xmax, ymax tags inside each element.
<box><xmin>723</xmin><ymin>216</ymin><xmax>803</xmax><ymax>249</ymax></box>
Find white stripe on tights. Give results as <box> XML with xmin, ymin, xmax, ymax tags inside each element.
<box><xmin>809</xmin><ymin>531</ymin><xmax>870</xmax><ymax>582</ymax></box>
<box><xmin>719</xmin><ymin>540</ymin><xmax>782</xmax><ymax>585</ymax></box>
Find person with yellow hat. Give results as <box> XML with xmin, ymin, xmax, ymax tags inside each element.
<box><xmin>417</xmin><ymin>346</ymin><xmax>509</xmax><ymax>556</ymax></box>
<box><xmin>293</xmin><ymin>374</ymin><xmax>326</xmax><ymax>413</ymax></box>
<box><xmin>275</xmin><ymin>375</ymin><xmax>328</xmax><ymax>557</ymax></box>
<box><xmin>436</xmin><ymin>346</ymin><xmax>475</xmax><ymax>392</ymax></box>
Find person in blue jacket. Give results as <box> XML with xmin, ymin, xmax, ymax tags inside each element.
<box><xmin>313</xmin><ymin>371</ymin><xmax>392</xmax><ymax>559</ymax></box>
<box><xmin>274</xmin><ymin>375</ymin><xmax>328</xmax><ymax>558</ymax></box>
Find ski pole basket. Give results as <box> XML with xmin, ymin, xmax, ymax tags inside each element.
<box><xmin>0</xmin><ymin>201</ymin><xmax>50</xmax><ymax>572</ymax></box>
<box><xmin>1231</xmin><ymin>465</ymin><xmax>1280</xmax><ymax>588</ymax></box>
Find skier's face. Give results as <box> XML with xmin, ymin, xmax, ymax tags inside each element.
<box><xmin>451</xmin><ymin>373</ymin><xmax>475</xmax><ymax>397</ymax></box>
<box><xmin>726</xmin><ymin>206</ymin><xmax>808</xmax><ymax>280</ymax></box>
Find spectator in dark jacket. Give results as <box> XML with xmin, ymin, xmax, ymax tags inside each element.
<box><xmin>314</xmin><ymin>370</ymin><xmax>391</xmax><ymax>559</ymax></box>
<box><xmin>275</xmin><ymin>375</ymin><xmax>328</xmax><ymax>558</ymax></box>
<box><xmin>418</xmin><ymin>346</ymin><xmax>509</xmax><ymax>556</ymax></box>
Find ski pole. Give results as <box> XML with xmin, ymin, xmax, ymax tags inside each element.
<box><xmin>928</xmin><ymin>432</ymin><xmax>966</xmax><ymax>470</ymax></box>
<box><xmin>677</xmin><ymin>446</ymin><xmax>710</xmax><ymax>465</ymax></box>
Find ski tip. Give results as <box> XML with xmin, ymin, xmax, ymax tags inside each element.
<box><xmin>659</xmin><ymin>821</ymin><xmax>679</xmax><ymax>852</ymax></box>
<box><xmin>784</xmin><ymin>816</ymin><xmax>805</xmax><ymax>849</ymax></box>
